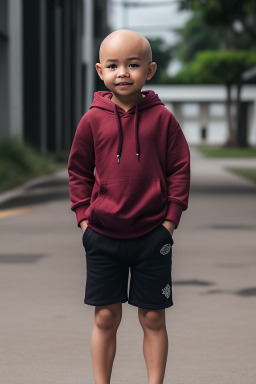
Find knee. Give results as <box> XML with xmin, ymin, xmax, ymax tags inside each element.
<box><xmin>95</xmin><ymin>305</ymin><xmax>122</xmax><ymax>331</ymax></box>
<box><xmin>138</xmin><ymin>309</ymin><xmax>165</xmax><ymax>331</ymax></box>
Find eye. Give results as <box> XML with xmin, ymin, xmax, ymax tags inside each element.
<box><xmin>107</xmin><ymin>64</ymin><xmax>117</xmax><ymax>69</ymax></box>
<box><xmin>130</xmin><ymin>63</ymin><xmax>139</xmax><ymax>68</ymax></box>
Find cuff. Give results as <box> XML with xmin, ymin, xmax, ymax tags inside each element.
<box><xmin>165</xmin><ymin>202</ymin><xmax>184</xmax><ymax>229</ymax></box>
<box><xmin>74</xmin><ymin>204</ymin><xmax>90</xmax><ymax>227</ymax></box>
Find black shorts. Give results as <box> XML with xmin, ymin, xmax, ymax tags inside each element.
<box><xmin>82</xmin><ymin>224</ymin><xmax>174</xmax><ymax>310</ymax></box>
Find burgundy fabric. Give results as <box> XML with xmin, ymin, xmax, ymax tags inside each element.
<box><xmin>67</xmin><ymin>90</ymin><xmax>190</xmax><ymax>239</ymax></box>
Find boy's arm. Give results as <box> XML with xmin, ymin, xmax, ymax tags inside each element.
<box><xmin>165</xmin><ymin>118</ymin><xmax>191</xmax><ymax>230</ymax></box>
<box><xmin>67</xmin><ymin>116</ymin><xmax>95</xmax><ymax>228</ymax></box>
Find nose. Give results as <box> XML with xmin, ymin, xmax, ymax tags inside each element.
<box><xmin>117</xmin><ymin>66</ymin><xmax>129</xmax><ymax>78</ymax></box>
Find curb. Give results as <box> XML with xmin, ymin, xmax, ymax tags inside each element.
<box><xmin>0</xmin><ymin>168</ymin><xmax>68</xmax><ymax>206</ymax></box>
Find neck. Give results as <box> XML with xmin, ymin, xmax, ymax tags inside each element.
<box><xmin>111</xmin><ymin>92</ymin><xmax>145</xmax><ymax>112</ymax></box>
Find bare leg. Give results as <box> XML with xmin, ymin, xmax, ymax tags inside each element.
<box><xmin>138</xmin><ymin>308</ymin><xmax>168</xmax><ymax>384</ymax></box>
<box><xmin>91</xmin><ymin>302</ymin><xmax>122</xmax><ymax>384</ymax></box>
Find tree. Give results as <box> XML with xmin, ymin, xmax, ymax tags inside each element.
<box><xmin>163</xmin><ymin>50</ymin><xmax>256</xmax><ymax>146</ymax></box>
<box><xmin>173</xmin><ymin>11</ymin><xmax>221</xmax><ymax>64</ymax></box>
<box><xmin>171</xmin><ymin>1</ymin><xmax>256</xmax><ymax>146</ymax></box>
<box><xmin>146</xmin><ymin>37</ymin><xmax>172</xmax><ymax>83</ymax></box>
<box><xmin>177</xmin><ymin>0</ymin><xmax>256</xmax><ymax>50</ymax></box>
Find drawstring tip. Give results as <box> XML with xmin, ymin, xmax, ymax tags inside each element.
<box><xmin>136</xmin><ymin>153</ymin><xmax>140</xmax><ymax>162</ymax></box>
<box><xmin>117</xmin><ymin>155</ymin><xmax>120</xmax><ymax>164</ymax></box>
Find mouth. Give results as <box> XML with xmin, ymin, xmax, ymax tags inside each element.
<box><xmin>115</xmin><ymin>82</ymin><xmax>133</xmax><ymax>86</ymax></box>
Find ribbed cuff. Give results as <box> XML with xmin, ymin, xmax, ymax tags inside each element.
<box><xmin>165</xmin><ymin>202</ymin><xmax>183</xmax><ymax>229</ymax></box>
<box><xmin>75</xmin><ymin>204</ymin><xmax>90</xmax><ymax>227</ymax></box>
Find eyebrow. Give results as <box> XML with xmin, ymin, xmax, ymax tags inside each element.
<box><xmin>105</xmin><ymin>57</ymin><xmax>142</xmax><ymax>63</ymax></box>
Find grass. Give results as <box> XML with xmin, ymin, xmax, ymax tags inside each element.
<box><xmin>0</xmin><ymin>137</ymin><xmax>69</xmax><ymax>193</ymax></box>
<box><xmin>196</xmin><ymin>145</ymin><xmax>256</xmax><ymax>158</ymax></box>
<box><xmin>196</xmin><ymin>145</ymin><xmax>256</xmax><ymax>184</ymax></box>
<box><xmin>225</xmin><ymin>167</ymin><xmax>256</xmax><ymax>184</ymax></box>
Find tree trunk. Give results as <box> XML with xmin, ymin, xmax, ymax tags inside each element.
<box><xmin>236</xmin><ymin>81</ymin><xmax>243</xmax><ymax>147</ymax></box>
<box><xmin>224</xmin><ymin>84</ymin><xmax>234</xmax><ymax>147</ymax></box>
<box><xmin>224</xmin><ymin>83</ymin><xmax>238</xmax><ymax>147</ymax></box>
<box><xmin>237</xmin><ymin>81</ymin><xmax>249</xmax><ymax>148</ymax></box>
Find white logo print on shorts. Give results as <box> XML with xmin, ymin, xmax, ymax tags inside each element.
<box><xmin>162</xmin><ymin>284</ymin><xmax>171</xmax><ymax>298</ymax></box>
<box><xmin>160</xmin><ymin>244</ymin><xmax>171</xmax><ymax>255</ymax></box>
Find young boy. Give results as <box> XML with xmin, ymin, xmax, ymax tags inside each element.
<box><xmin>67</xmin><ymin>29</ymin><xmax>190</xmax><ymax>384</ymax></box>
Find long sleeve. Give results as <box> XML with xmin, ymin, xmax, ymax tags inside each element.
<box><xmin>165</xmin><ymin>118</ymin><xmax>191</xmax><ymax>229</ymax></box>
<box><xmin>67</xmin><ymin>115</ymin><xmax>95</xmax><ymax>227</ymax></box>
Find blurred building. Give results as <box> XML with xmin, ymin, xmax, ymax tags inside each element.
<box><xmin>0</xmin><ymin>0</ymin><xmax>110</xmax><ymax>154</ymax></box>
<box><xmin>2</xmin><ymin>0</ymin><xmax>254</xmax><ymax>150</ymax></box>
<box><xmin>146</xmin><ymin>84</ymin><xmax>256</xmax><ymax>147</ymax></box>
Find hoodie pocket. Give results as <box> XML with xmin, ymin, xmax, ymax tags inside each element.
<box><xmin>90</xmin><ymin>177</ymin><xmax>165</xmax><ymax>231</ymax></box>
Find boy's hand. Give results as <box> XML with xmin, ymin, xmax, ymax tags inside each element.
<box><xmin>80</xmin><ymin>220</ymin><xmax>88</xmax><ymax>234</ymax></box>
<box><xmin>162</xmin><ymin>220</ymin><xmax>176</xmax><ymax>237</ymax></box>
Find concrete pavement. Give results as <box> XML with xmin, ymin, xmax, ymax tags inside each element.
<box><xmin>0</xmin><ymin>146</ymin><xmax>256</xmax><ymax>383</ymax></box>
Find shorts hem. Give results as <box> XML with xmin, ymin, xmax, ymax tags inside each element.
<box><xmin>128</xmin><ymin>299</ymin><xmax>173</xmax><ymax>310</ymax></box>
<box><xmin>84</xmin><ymin>297</ymin><xmax>128</xmax><ymax>306</ymax></box>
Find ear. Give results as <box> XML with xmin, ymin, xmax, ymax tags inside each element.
<box><xmin>95</xmin><ymin>63</ymin><xmax>104</xmax><ymax>80</ymax></box>
<box><xmin>146</xmin><ymin>62</ymin><xmax>157</xmax><ymax>81</ymax></box>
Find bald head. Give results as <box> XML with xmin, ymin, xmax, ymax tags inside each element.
<box><xmin>95</xmin><ymin>29</ymin><xmax>157</xmax><ymax>92</ymax></box>
<box><xmin>99</xmin><ymin>29</ymin><xmax>152</xmax><ymax>64</ymax></box>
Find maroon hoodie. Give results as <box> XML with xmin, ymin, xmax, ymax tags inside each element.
<box><xmin>67</xmin><ymin>90</ymin><xmax>190</xmax><ymax>239</ymax></box>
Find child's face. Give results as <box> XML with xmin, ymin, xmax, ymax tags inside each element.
<box><xmin>95</xmin><ymin>32</ymin><xmax>157</xmax><ymax>101</ymax></box>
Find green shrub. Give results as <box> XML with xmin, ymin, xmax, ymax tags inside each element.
<box><xmin>0</xmin><ymin>137</ymin><xmax>67</xmax><ymax>193</ymax></box>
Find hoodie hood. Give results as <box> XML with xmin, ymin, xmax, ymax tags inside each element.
<box><xmin>90</xmin><ymin>90</ymin><xmax>164</xmax><ymax>164</ymax></box>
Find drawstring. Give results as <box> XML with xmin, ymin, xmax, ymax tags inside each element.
<box><xmin>114</xmin><ymin>105</ymin><xmax>123</xmax><ymax>164</ymax></box>
<box><xmin>134</xmin><ymin>104</ymin><xmax>140</xmax><ymax>162</ymax></box>
<box><xmin>114</xmin><ymin>103</ymin><xmax>140</xmax><ymax>164</ymax></box>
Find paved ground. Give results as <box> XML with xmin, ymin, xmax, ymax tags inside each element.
<box><xmin>0</xmin><ymin>146</ymin><xmax>256</xmax><ymax>384</ymax></box>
